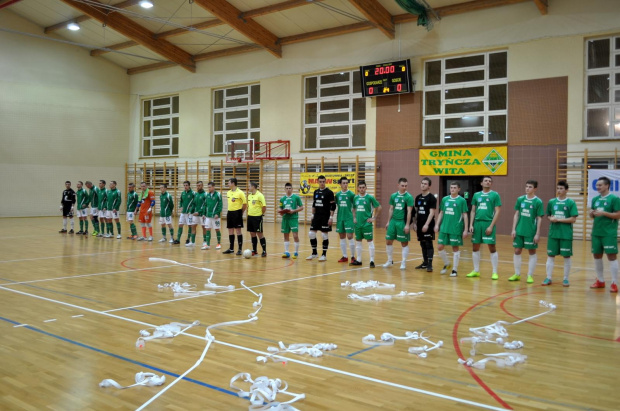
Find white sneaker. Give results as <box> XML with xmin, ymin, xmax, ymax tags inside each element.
<box><xmin>168</xmin><ymin>238</ymin><xmax>174</xmax><ymax>243</ymax></box>
<box><xmin>202</xmin><ymin>242</ymin><xmax>207</xmax><ymax>248</ymax></box>
<box><xmin>215</xmin><ymin>244</ymin><xmax>222</xmax><ymax>250</ymax></box>
<box><xmin>306</xmin><ymin>254</ymin><xmax>318</xmax><ymax>260</ymax></box>
<box><xmin>147</xmin><ymin>236</ymin><xmax>153</xmax><ymax>242</ymax></box>
<box><xmin>440</xmin><ymin>264</ymin><xmax>452</xmax><ymax>274</ymax></box>
<box><xmin>116</xmin><ymin>234</ymin><xmax>121</xmax><ymax>239</ymax></box>
<box><xmin>158</xmin><ymin>238</ymin><xmax>166</xmax><ymax>243</ymax></box>
<box><xmin>450</xmin><ymin>270</ymin><xmax>458</xmax><ymax>277</ymax></box>
<box><xmin>201</xmin><ymin>244</ymin><xmax>210</xmax><ymax>250</ymax></box>
<box><xmin>185</xmin><ymin>242</ymin><xmax>194</xmax><ymax>247</ymax></box>
<box><xmin>400</xmin><ymin>262</ymin><xmax>406</xmax><ymax>270</ymax></box>
<box><xmin>104</xmin><ymin>233</ymin><xmax>110</xmax><ymax>238</ymax></box>
<box><xmin>382</xmin><ymin>260</ymin><xmax>393</xmax><ymax>267</ymax></box>
<box><xmin>318</xmin><ymin>255</ymin><xmax>326</xmax><ymax>261</ymax></box>
<box><xmin>137</xmin><ymin>237</ymin><xmax>145</xmax><ymax>241</ymax></box>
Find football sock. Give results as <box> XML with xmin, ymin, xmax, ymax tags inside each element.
<box><xmin>260</xmin><ymin>237</ymin><xmax>266</xmax><ymax>252</ymax></box>
<box><xmin>490</xmin><ymin>251</ymin><xmax>498</xmax><ymax>273</ymax></box>
<box><xmin>528</xmin><ymin>254</ymin><xmax>537</xmax><ymax>276</ymax></box>
<box><xmin>513</xmin><ymin>254</ymin><xmax>522</xmax><ymax>276</ymax></box>
<box><xmin>472</xmin><ymin>251</ymin><xmax>481</xmax><ymax>272</ymax></box>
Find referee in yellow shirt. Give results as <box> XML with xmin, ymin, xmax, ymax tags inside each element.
<box><xmin>248</xmin><ymin>182</ymin><xmax>268</xmax><ymax>257</ymax></box>
<box><xmin>223</xmin><ymin>178</ymin><xmax>247</xmax><ymax>255</ymax></box>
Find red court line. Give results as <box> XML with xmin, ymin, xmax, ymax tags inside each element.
<box><xmin>499</xmin><ymin>291</ymin><xmax>620</xmax><ymax>343</ymax></box>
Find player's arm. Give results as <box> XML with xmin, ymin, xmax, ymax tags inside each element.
<box><xmin>385</xmin><ymin>204</ymin><xmax>394</xmax><ymax>229</ymax></box>
<box><xmin>533</xmin><ymin>215</ymin><xmax>542</xmax><ymax>243</ymax></box>
<box><xmin>469</xmin><ymin>204</ymin><xmax>476</xmax><ymax>232</ymax></box>
<box><xmin>114</xmin><ymin>192</ymin><xmax>121</xmax><ymax>212</ymax></box>
<box><xmin>241</xmin><ymin>194</ymin><xmax>247</xmax><ymax>214</ymax></box>
<box><xmin>293</xmin><ymin>197</ymin><xmax>303</xmax><ymax>214</ymax></box>
<box><xmin>462</xmin><ymin>211</ymin><xmax>469</xmax><ymax>238</ymax></box>
<box><xmin>71</xmin><ymin>190</ymin><xmax>76</xmax><ymax>208</ymax></box>
<box><xmin>511</xmin><ymin>210</ymin><xmax>519</xmax><ymax>238</ymax></box>
<box><xmin>487</xmin><ymin>205</ymin><xmax>501</xmax><ymax>235</ymax></box>
<box><xmin>434</xmin><ymin>209</ymin><xmax>443</xmax><ymax>233</ymax></box>
<box><xmin>372</xmin><ymin>204</ymin><xmax>382</xmax><ymax>223</ymax></box>
<box><xmin>328</xmin><ymin>194</ymin><xmax>336</xmax><ymax>226</ymax></box>
<box><xmin>423</xmin><ymin>206</ymin><xmax>435</xmax><ymax>233</ymax></box>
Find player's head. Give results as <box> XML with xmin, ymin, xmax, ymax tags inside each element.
<box><xmin>85</xmin><ymin>181</ymin><xmax>93</xmax><ymax>189</ymax></box>
<box><xmin>160</xmin><ymin>183</ymin><xmax>167</xmax><ymax>193</ymax></box>
<box><xmin>77</xmin><ymin>181</ymin><xmax>83</xmax><ymax>189</ymax></box>
<box><xmin>99</xmin><ymin>180</ymin><xmax>106</xmax><ymax>188</ymax></box>
<box><xmin>481</xmin><ymin>176</ymin><xmax>493</xmax><ymax>188</ymax></box>
<box><xmin>596</xmin><ymin>176</ymin><xmax>611</xmax><ymax>194</ymax></box>
<box><xmin>229</xmin><ymin>178</ymin><xmax>238</xmax><ymax>188</ymax></box>
<box><xmin>556</xmin><ymin>180</ymin><xmax>568</xmax><ymax>196</ymax></box>
<box><xmin>207</xmin><ymin>181</ymin><xmax>215</xmax><ymax>192</ymax></box>
<box><xmin>450</xmin><ymin>182</ymin><xmax>460</xmax><ymax>195</ymax></box>
<box><xmin>250</xmin><ymin>182</ymin><xmax>258</xmax><ymax>193</ymax></box>
<box><xmin>183</xmin><ymin>180</ymin><xmax>191</xmax><ymax>191</ymax></box>
<box><xmin>110</xmin><ymin>181</ymin><xmax>116</xmax><ymax>189</ymax></box>
<box><xmin>420</xmin><ymin>177</ymin><xmax>431</xmax><ymax>192</ymax></box>
<box><xmin>525</xmin><ymin>180</ymin><xmax>538</xmax><ymax>194</ymax></box>
<box><xmin>358</xmin><ymin>180</ymin><xmax>367</xmax><ymax>195</ymax></box>
<box><xmin>285</xmin><ymin>182</ymin><xmax>293</xmax><ymax>194</ymax></box>
<box><xmin>128</xmin><ymin>182</ymin><xmax>135</xmax><ymax>192</ymax></box>
<box><xmin>140</xmin><ymin>181</ymin><xmax>147</xmax><ymax>190</ymax></box>
<box><xmin>339</xmin><ymin>176</ymin><xmax>349</xmax><ymax>190</ymax></box>
<box><xmin>318</xmin><ymin>175</ymin><xmax>326</xmax><ymax>189</ymax></box>
<box><xmin>65</xmin><ymin>181</ymin><xmax>71</xmax><ymax>188</ymax></box>
<box><xmin>398</xmin><ymin>177</ymin><xmax>407</xmax><ymax>193</ymax></box>
<box><xmin>197</xmin><ymin>181</ymin><xmax>203</xmax><ymax>191</ymax></box>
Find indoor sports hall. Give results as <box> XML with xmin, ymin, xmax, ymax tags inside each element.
<box><xmin>1</xmin><ymin>1</ymin><xmax>620</xmax><ymax>410</ymax></box>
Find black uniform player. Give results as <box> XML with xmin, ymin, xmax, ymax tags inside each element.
<box><xmin>306</xmin><ymin>175</ymin><xmax>336</xmax><ymax>261</ymax></box>
<box><xmin>413</xmin><ymin>177</ymin><xmax>437</xmax><ymax>271</ymax></box>
<box><xmin>60</xmin><ymin>180</ymin><xmax>76</xmax><ymax>234</ymax></box>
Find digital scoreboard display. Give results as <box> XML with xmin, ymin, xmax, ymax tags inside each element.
<box><xmin>360</xmin><ymin>59</ymin><xmax>412</xmax><ymax>97</ymax></box>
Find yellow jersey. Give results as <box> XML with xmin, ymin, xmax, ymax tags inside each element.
<box><xmin>248</xmin><ymin>191</ymin><xmax>266</xmax><ymax>216</ymax></box>
<box><xmin>226</xmin><ymin>188</ymin><xmax>246</xmax><ymax>212</ymax></box>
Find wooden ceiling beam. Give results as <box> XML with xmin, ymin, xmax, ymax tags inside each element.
<box><xmin>193</xmin><ymin>0</ymin><xmax>282</xmax><ymax>58</ymax></box>
<box><xmin>347</xmin><ymin>0</ymin><xmax>394</xmax><ymax>39</ymax></box>
<box><xmin>194</xmin><ymin>45</ymin><xmax>261</xmax><ymax>62</ymax></box>
<box><xmin>393</xmin><ymin>0</ymin><xmax>530</xmax><ymax>23</ymax></box>
<box><xmin>60</xmin><ymin>0</ymin><xmax>195</xmax><ymax>72</ymax></box>
<box><xmin>280</xmin><ymin>21</ymin><xmax>373</xmax><ymax>45</ymax></box>
<box><xmin>127</xmin><ymin>61</ymin><xmax>177</xmax><ymax>75</ymax></box>
<box><xmin>45</xmin><ymin>0</ymin><xmax>140</xmax><ymax>34</ymax></box>
<box><xmin>533</xmin><ymin>0</ymin><xmax>548</xmax><ymax>15</ymax></box>
<box><xmin>241</xmin><ymin>0</ymin><xmax>324</xmax><ymax>19</ymax></box>
<box><xmin>0</xmin><ymin>0</ymin><xmax>24</xmax><ymax>10</ymax></box>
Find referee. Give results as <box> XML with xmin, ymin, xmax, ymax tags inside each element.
<box><xmin>247</xmin><ymin>182</ymin><xmax>267</xmax><ymax>257</ymax></box>
<box><xmin>223</xmin><ymin>178</ymin><xmax>247</xmax><ymax>255</ymax></box>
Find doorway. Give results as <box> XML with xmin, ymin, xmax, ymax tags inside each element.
<box><xmin>440</xmin><ymin>176</ymin><xmax>484</xmax><ymax>211</ymax></box>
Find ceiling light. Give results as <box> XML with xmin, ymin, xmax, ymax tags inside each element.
<box><xmin>67</xmin><ymin>22</ymin><xmax>80</xmax><ymax>31</ymax></box>
<box><xmin>140</xmin><ymin>0</ymin><xmax>154</xmax><ymax>8</ymax></box>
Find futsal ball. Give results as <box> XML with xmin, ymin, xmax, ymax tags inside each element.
<box><xmin>243</xmin><ymin>249</ymin><xmax>253</xmax><ymax>259</ymax></box>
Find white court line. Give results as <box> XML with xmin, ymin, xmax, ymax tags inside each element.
<box><xmin>0</xmin><ymin>285</ymin><xmax>504</xmax><ymax>411</ymax></box>
<box><xmin>0</xmin><ymin>245</ymin><xmax>168</xmax><ymax>264</ymax></box>
<box><xmin>13</xmin><ymin>324</ymin><xmax>28</xmax><ymax>328</ymax></box>
<box><xmin>72</xmin><ymin>315</ymin><xmax>84</xmax><ymax>318</ymax></box>
<box><xmin>43</xmin><ymin>319</ymin><xmax>57</xmax><ymax>323</ymax></box>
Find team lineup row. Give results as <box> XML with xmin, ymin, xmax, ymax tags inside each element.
<box><xmin>59</xmin><ymin>175</ymin><xmax>619</xmax><ymax>291</ymax></box>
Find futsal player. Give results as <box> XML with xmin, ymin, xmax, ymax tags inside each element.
<box><xmin>435</xmin><ymin>182</ymin><xmax>468</xmax><ymax>277</ymax></box>
<box><xmin>159</xmin><ymin>183</ymin><xmax>175</xmax><ymax>243</ymax></box>
<box><xmin>306</xmin><ymin>175</ymin><xmax>336</xmax><ymax>261</ymax></box>
<box><xmin>413</xmin><ymin>177</ymin><xmax>436</xmax><ymax>272</ymax></box>
<box><xmin>202</xmin><ymin>182</ymin><xmax>223</xmax><ymax>250</ymax></box>
<box><xmin>280</xmin><ymin>182</ymin><xmax>303</xmax><ymax>259</ymax></box>
<box><xmin>75</xmin><ymin>181</ymin><xmax>89</xmax><ymax>235</ymax></box>
<box><xmin>137</xmin><ymin>181</ymin><xmax>155</xmax><ymax>241</ymax></box>
<box><xmin>335</xmin><ymin>176</ymin><xmax>356</xmax><ymax>263</ymax></box>
<box><xmin>174</xmin><ymin>181</ymin><xmax>195</xmax><ymax>245</ymax></box>
<box><xmin>383</xmin><ymin>177</ymin><xmax>414</xmax><ymax>270</ymax></box>
<box><xmin>126</xmin><ymin>183</ymin><xmax>139</xmax><ymax>240</ymax></box>
<box><xmin>351</xmin><ymin>180</ymin><xmax>381</xmax><ymax>268</ymax></box>
<box><xmin>223</xmin><ymin>178</ymin><xmax>247</xmax><ymax>255</ymax></box>
<box><xmin>59</xmin><ymin>180</ymin><xmax>76</xmax><ymax>234</ymax></box>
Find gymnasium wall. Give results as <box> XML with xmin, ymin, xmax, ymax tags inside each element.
<box><xmin>0</xmin><ymin>10</ymin><xmax>130</xmax><ymax>217</ymax></box>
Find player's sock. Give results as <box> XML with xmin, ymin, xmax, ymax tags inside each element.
<box><xmin>206</xmin><ymin>231</ymin><xmax>211</xmax><ymax>246</ymax></box>
<box><xmin>237</xmin><ymin>235</ymin><xmax>243</xmax><ymax>250</ymax></box>
<box><xmin>546</xmin><ymin>256</ymin><xmax>554</xmax><ymax>279</ymax></box>
<box><xmin>161</xmin><ymin>227</ymin><xmax>166</xmax><ymax>237</ymax></box>
<box><xmin>116</xmin><ymin>222</ymin><xmax>121</xmax><ymax>235</ymax></box>
<box><xmin>284</xmin><ymin>241</ymin><xmax>290</xmax><ymax>253</ymax></box>
<box><xmin>368</xmin><ymin>241</ymin><xmax>375</xmax><ymax>262</ymax></box>
<box><xmin>322</xmin><ymin>239</ymin><xmax>329</xmax><ymax>256</ymax></box>
<box><xmin>148</xmin><ymin>226</ymin><xmax>153</xmax><ymax>236</ymax></box>
<box><xmin>339</xmin><ymin>238</ymin><xmax>347</xmax><ymax>257</ymax></box>
<box><xmin>472</xmin><ymin>251</ymin><xmax>481</xmax><ymax>272</ymax></box>
<box><xmin>594</xmin><ymin>258</ymin><xmax>604</xmax><ymax>282</ymax></box>
<box><xmin>191</xmin><ymin>233</ymin><xmax>196</xmax><ymax>243</ymax></box>
<box><xmin>169</xmin><ymin>228</ymin><xmax>174</xmax><ymax>238</ymax></box>
<box><xmin>425</xmin><ymin>240</ymin><xmax>434</xmax><ymax>265</ymax></box>
<box><xmin>386</xmin><ymin>244</ymin><xmax>393</xmax><ymax>262</ymax></box>
<box><xmin>108</xmin><ymin>223</ymin><xmax>114</xmax><ymax>235</ymax></box>
<box><xmin>294</xmin><ymin>241</ymin><xmax>300</xmax><ymax>254</ymax></box>
<box><xmin>63</xmin><ymin>218</ymin><xmax>67</xmax><ymax>230</ymax></box>
<box><xmin>260</xmin><ymin>237</ymin><xmax>266</xmax><ymax>252</ymax></box>
<box><xmin>527</xmin><ymin>254</ymin><xmax>537</xmax><ymax>276</ymax></box>
<box><xmin>356</xmin><ymin>241</ymin><xmax>363</xmax><ymax>262</ymax></box>
<box><xmin>419</xmin><ymin>242</ymin><xmax>427</xmax><ymax>265</ymax></box>
<box><xmin>453</xmin><ymin>251</ymin><xmax>461</xmax><ymax>271</ymax></box>
<box><xmin>252</xmin><ymin>237</ymin><xmax>258</xmax><ymax>252</ymax></box>
<box><xmin>141</xmin><ymin>226</ymin><xmax>147</xmax><ymax>237</ymax></box>
<box><xmin>310</xmin><ymin>238</ymin><xmax>318</xmax><ymax>255</ymax></box>
<box><xmin>80</xmin><ymin>220</ymin><xmax>84</xmax><ymax>231</ymax></box>
<box><xmin>228</xmin><ymin>234</ymin><xmax>234</xmax><ymax>250</ymax></box>
<box><xmin>203</xmin><ymin>232</ymin><xmax>207</xmax><ymax>243</ymax></box>
<box><xmin>84</xmin><ymin>221</ymin><xmax>89</xmax><ymax>232</ymax></box>
<box><xmin>563</xmin><ymin>257</ymin><xmax>571</xmax><ymax>280</ymax></box>
<box><xmin>70</xmin><ymin>219</ymin><xmax>74</xmax><ymax>230</ymax></box>
<box><xmin>93</xmin><ymin>219</ymin><xmax>99</xmax><ymax>232</ymax></box>
<box><xmin>216</xmin><ymin>231</ymin><xmax>221</xmax><ymax>244</ymax></box>
<box><xmin>177</xmin><ymin>227</ymin><xmax>183</xmax><ymax>241</ymax></box>
<box><xmin>349</xmin><ymin>238</ymin><xmax>355</xmax><ymax>259</ymax></box>
<box><xmin>402</xmin><ymin>246</ymin><xmax>409</xmax><ymax>263</ymax></box>
<box><xmin>490</xmin><ymin>252</ymin><xmax>498</xmax><ymax>273</ymax></box>
<box><xmin>610</xmin><ymin>260</ymin><xmax>619</xmax><ymax>283</ymax></box>
<box><xmin>439</xmin><ymin>249</ymin><xmax>448</xmax><ymax>266</ymax></box>
<box><xmin>130</xmin><ymin>223</ymin><xmax>136</xmax><ymax>236</ymax></box>
<box><xmin>513</xmin><ymin>254</ymin><xmax>522</xmax><ymax>276</ymax></box>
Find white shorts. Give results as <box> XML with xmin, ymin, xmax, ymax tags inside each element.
<box><xmin>105</xmin><ymin>210</ymin><xmax>119</xmax><ymax>220</ymax></box>
<box><xmin>204</xmin><ymin>217</ymin><xmax>221</xmax><ymax>229</ymax></box>
<box><xmin>90</xmin><ymin>207</ymin><xmax>98</xmax><ymax>216</ymax></box>
<box><xmin>98</xmin><ymin>209</ymin><xmax>106</xmax><ymax>218</ymax></box>
<box><xmin>126</xmin><ymin>212</ymin><xmax>135</xmax><ymax>222</ymax></box>
<box><xmin>159</xmin><ymin>216</ymin><xmax>173</xmax><ymax>225</ymax></box>
<box><xmin>179</xmin><ymin>213</ymin><xmax>195</xmax><ymax>225</ymax></box>
<box><xmin>77</xmin><ymin>209</ymin><xmax>88</xmax><ymax>218</ymax></box>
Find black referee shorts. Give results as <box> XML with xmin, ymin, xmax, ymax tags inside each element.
<box><xmin>247</xmin><ymin>215</ymin><xmax>263</xmax><ymax>233</ymax></box>
<box><xmin>226</xmin><ymin>209</ymin><xmax>244</xmax><ymax>229</ymax></box>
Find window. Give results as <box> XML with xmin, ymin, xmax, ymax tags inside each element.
<box><xmin>304</xmin><ymin>71</ymin><xmax>366</xmax><ymax>150</ymax></box>
<box><xmin>423</xmin><ymin>51</ymin><xmax>508</xmax><ymax>145</ymax></box>
<box><xmin>213</xmin><ymin>85</ymin><xmax>260</xmax><ymax>155</ymax></box>
<box><xmin>585</xmin><ymin>36</ymin><xmax>620</xmax><ymax>139</ymax></box>
<box><xmin>142</xmin><ymin>96</ymin><xmax>179</xmax><ymax>157</ymax></box>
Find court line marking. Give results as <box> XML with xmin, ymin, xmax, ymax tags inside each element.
<box><xmin>0</xmin><ymin>285</ymin><xmax>505</xmax><ymax>410</ymax></box>
<box><xmin>43</xmin><ymin>319</ymin><xmax>57</xmax><ymax>323</ymax></box>
<box><xmin>0</xmin><ymin>245</ymin><xmax>168</xmax><ymax>264</ymax></box>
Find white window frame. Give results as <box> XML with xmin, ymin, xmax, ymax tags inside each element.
<box><xmin>423</xmin><ymin>51</ymin><xmax>508</xmax><ymax>146</ymax></box>
<box><xmin>584</xmin><ymin>35</ymin><xmax>620</xmax><ymax>140</ymax></box>
<box><xmin>212</xmin><ymin>84</ymin><xmax>260</xmax><ymax>155</ymax></box>
<box><xmin>142</xmin><ymin>95</ymin><xmax>179</xmax><ymax>158</ymax></box>
<box><xmin>303</xmin><ymin>70</ymin><xmax>366</xmax><ymax>151</ymax></box>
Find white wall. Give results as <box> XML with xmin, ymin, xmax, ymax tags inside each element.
<box><xmin>0</xmin><ymin>9</ymin><xmax>130</xmax><ymax>217</ymax></box>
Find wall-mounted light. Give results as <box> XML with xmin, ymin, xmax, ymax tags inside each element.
<box><xmin>140</xmin><ymin>0</ymin><xmax>154</xmax><ymax>9</ymax></box>
<box><xmin>67</xmin><ymin>22</ymin><xmax>80</xmax><ymax>31</ymax></box>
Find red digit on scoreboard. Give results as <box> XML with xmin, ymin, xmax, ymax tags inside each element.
<box><xmin>369</xmin><ymin>87</ymin><xmax>373</xmax><ymax>95</ymax></box>
<box><xmin>397</xmin><ymin>84</ymin><xmax>402</xmax><ymax>92</ymax></box>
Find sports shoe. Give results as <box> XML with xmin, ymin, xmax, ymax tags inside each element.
<box><xmin>83</xmin><ymin>231</ymin><xmax>88</xmax><ymax>236</ymax></box>
<box><xmin>611</xmin><ymin>283</ymin><xmax>618</xmax><ymax>293</ymax></box>
<box><xmin>400</xmin><ymin>262</ymin><xmax>406</xmax><ymax>270</ymax></box>
<box><xmin>450</xmin><ymin>270</ymin><xmax>458</xmax><ymax>277</ymax></box>
<box><xmin>261</xmin><ymin>251</ymin><xmax>267</xmax><ymax>258</ymax></box>
<box><xmin>68</xmin><ymin>229</ymin><xmax>74</xmax><ymax>234</ymax></box>
<box><xmin>169</xmin><ymin>239</ymin><xmax>174</xmax><ymax>243</ymax></box>
<box><xmin>147</xmin><ymin>236</ymin><xmax>153</xmax><ymax>242</ymax></box>
<box><xmin>440</xmin><ymin>264</ymin><xmax>451</xmax><ymax>274</ymax></box>
<box><xmin>306</xmin><ymin>254</ymin><xmax>318</xmax><ymax>260</ymax></box>
<box><xmin>293</xmin><ymin>253</ymin><xmax>298</xmax><ymax>259</ymax></box>
<box><xmin>382</xmin><ymin>260</ymin><xmax>393</xmax><ymax>267</ymax></box>
<box><xmin>337</xmin><ymin>256</ymin><xmax>349</xmax><ymax>263</ymax></box>
<box><xmin>92</xmin><ymin>231</ymin><xmax>98</xmax><ymax>236</ymax></box>
<box><xmin>350</xmin><ymin>260</ymin><xmax>362</xmax><ymax>266</ymax></box>
<box><xmin>173</xmin><ymin>240</ymin><xmax>180</xmax><ymax>245</ymax></box>
<box><xmin>370</xmin><ymin>261</ymin><xmax>375</xmax><ymax>268</ymax></box>
<box><xmin>542</xmin><ymin>278</ymin><xmax>552</xmax><ymax>286</ymax></box>
<box><xmin>158</xmin><ymin>238</ymin><xmax>166</xmax><ymax>243</ymax></box>
<box><xmin>466</xmin><ymin>271</ymin><xmax>480</xmax><ymax>278</ymax></box>
<box><xmin>137</xmin><ymin>237</ymin><xmax>145</xmax><ymax>241</ymax></box>
<box><xmin>59</xmin><ymin>229</ymin><xmax>67</xmax><ymax>234</ymax></box>
<box><xmin>185</xmin><ymin>242</ymin><xmax>194</xmax><ymax>247</ymax></box>
<box><xmin>282</xmin><ymin>252</ymin><xmax>291</xmax><ymax>259</ymax></box>
<box><xmin>562</xmin><ymin>279</ymin><xmax>570</xmax><ymax>287</ymax></box>
<box><xmin>126</xmin><ymin>235</ymin><xmax>134</xmax><ymax>239</ymax></box>
<box><xmin>236</xmin><ymin>250</ymin><xmax>242</xmax><ymax>256</ymax></box>
<box><xmin>223</xmin><ymin>249</ymin><xmax>234</xmax><ymax>254</ymax></box>
<box><xmin>590</xmin><ymin>280</ymin><xmax>605</xmax><ymax>289</ymax></box>
<box><xmin>116</xmin><ymin>234</ymin><xmax>121</xmax><ymax>239</ymax></box>
<box><xmin>185</xmin><ymin>239</ymin><xmax>189</xmax><ymax>244</ymax></box>
<box><xmin>97</xmin><ymin>233</ymin><xmax>103</xmax><ymax>238</ymax></box>
<box><xmin>318</xmin><ymin>255</ymin><xmax>326</xmax><ymax>262</ymax></box>
<box><xmin>216</xmin><ymin>244</ymin><xmax>222</xmax><ymax>250</ymax></box>
<box><xmin>76</xmin><ymin>231</ymin><xmax>84</xmax><ymax>235</ymax></box>
<box><xmin>491</xmin><ymin>273</ymin><xmax>499</xmax><ymax>280</ymax></box>
<box><xmin>201</xmin><ymin>244</ymin><xmax>209</xmax><ymax>250</ymax></box>
<box><xmin>104</xmin><ymin>234</ymin><xmax>111</xmax><ymax>238</ymax></box>
<box><xmin>415</xmin><ymin>263</ymin><xmax>428</xmax><ymax>270</ymax></box>
<box><xmin>526</xmin><ymin>275</ymin><xmax>534</xmax><ymax>284</ymax></box>
<box><xmin>426</xmin><ymin>266</ymin><xmax>433</xmax><ymax>272</ymax></box>
<box><xmin>252</xmin><ymin>251</ymin><xmax>258</xmax><ymax>256</ymax></box>
<box><xmin>508</xmin><ymin>274</ymin><xmax>520</xmax><ymax>281</ymax></box>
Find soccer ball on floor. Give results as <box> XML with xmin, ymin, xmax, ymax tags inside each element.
<box><xmin>243</xmin><ymin>249</ymin><xmax>253</xmax><ymax>259</ymax></box>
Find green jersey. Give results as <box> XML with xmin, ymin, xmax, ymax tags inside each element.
<box><xmin>547</xmin><ymin>197</ymin><xmax>578</xmax><ymax>240</ymax></box>
<box><xmin>472</xmin><ymin>190</ymin><xmax>501</xmax><ymax>221</ymax></box>
<box><xmin>88</xmin><ymin>188</ymin><xmax>97</xmax><ymax>208</ymax></box>
<box><xmin>179</xmin><ymin>189</ymin><xmax>195</xmax><ymax>214</ymax></box>
<box><xmin>96</xmin><ymin>187</ymin><xmax>107</xmax><ymax>209</ymax></box>
<box><xmin>279</xmin><ymin>194</ymin><xmax>303</xmax><ymax>220</ymax></box>
<box><xmin>354</xmin><ymin>194</ymin><xmax>380</xmax><ymax>224</ymax></box>
<box><xmin>439</xmin><ymin>195</ymin><xmax>468</xmax><ymax>235</ymax></box>
<box><xmin>336</xmin><ymin>190</ymin><xmax>355</xmax><ymax>220</ymax></box>
<box><xmin>194</xmin><ymin>190</ymin><xmax>207</xmax><ymax>216</ymax></box>
<box><xmin>515</xmin><ymin>195</ymin><xmax>544</xmax><ymax>237</ymax></box>
<box><xmin>106</xmin><ymin>188</ymin><xmax>121</xmax><ymax>211</ymax></box>
<box><xmin>127</xmin><ymin>191</ymin><xmax>139</xmax><ymax>212</ymax></box>
<box><xmin>76</xmin><ymin>188</ymin><xmax>89</xmax><ymax>210</ymax></box>
<box><xmin>160</xmin><ymin>192</ymin><xmax>174</xmax><ymax>217</ymax></box>
<box><xmin>389</xmin><ymin>191</ymin><xmax>414</xmax><ymax>222</ymax></box>
<box><xmin>204</xmin><ymin>191</ymin><xmax>223</xmax><ymax>218</ymax></box>
<box><xmin>591</xmin><ymin>193</ymin><xmax>620</xmax><ymax>237</ymax></box>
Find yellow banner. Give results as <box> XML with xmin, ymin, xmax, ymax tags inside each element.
<box><xmin>299</xmin><ymin>172</ymin><xmax>357</xmax><ymax>196</ymax></box>
<box><xmin>419</xmin><ymin>147</ymin><xmax>508</xmax><ymax>175</ymax></box>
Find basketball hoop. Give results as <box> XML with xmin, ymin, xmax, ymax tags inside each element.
<box><xmin>226</xmin><ymin>139</ymin><xmax>255</xmax><ymax>164</ymax></box>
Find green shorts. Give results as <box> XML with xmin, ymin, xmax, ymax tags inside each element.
<box><xmin>547</xmin><ymin>237</ymin><xmax>573</xmax><ymax>257</ymax></box>
<box><xmin>591</xmin><ymin>235</ymin><xmax>618</xmax><ymax>254</ymax></box>
<box><xmin>438</xmin><ymin>232</ymin><xmax>463</xmax><ymax>246</ymax></box>
<box><xmin>354</xmin><ymin>222</ymin><xmax>374</xmax><ymax>241</ymax></box>
<box><xmin>281</xmin><ymin>218</ymin><xmax>299</xmax><ymax>233</ymax></box>
<box><xmin>513</xmin><ymin>235</ymin><xmax>538</xmax><ymax>250</ymax></box>
<box><xmin>386</xmin><ymin>220</ymin><xmax>410</xmax><ymax>242</ymax></box>
<box><xmin>336</xmin><ymin>217</ymin><xmax>354</xmax><ymax>234</ymax></box>
<box><xmin>471</xmin><ymin>220</ymin><xmax>496</xmax><ymax>244</ymax></box>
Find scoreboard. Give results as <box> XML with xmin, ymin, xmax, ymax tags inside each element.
<box><xmin>360</xmin><ymin>59</ymin><xmax>412</xmax><ymax>97</ymax></box>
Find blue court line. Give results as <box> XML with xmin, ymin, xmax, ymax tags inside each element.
<box><xmin>347</xmin><ymin>344</ymin><xmax>380</xmax><ymax>357</ymax></box>
<box><xmin>0</xmin><ymin>315</ymin><xmax>238</xmax><ymax>398</ymax></box>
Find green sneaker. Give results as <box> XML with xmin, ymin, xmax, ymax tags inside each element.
<box><xmin>526</xmin><ymin>275</ymin><xmax>534</xmax><ymax>284</ymax></box>
<box><xmin>491</xmin><ymin>273</ymin><xmax>499</xmax><ymax>280</ymax></box>
<box><xmin>562</xmin><ymin>279</ymin><xmax>570</xmax><ymax>287</ymax></box>
<box><xmin>466</xmin><ymin>271</ymin><xmax>480</xmax><ymax>278</ymax></box>
<box><xmin>542</xmin><ymin>278</ymin><xmax>552</xmax><ymax>286</ymax></box>
<box><xmin>508</xmin><ymin>274</ymin><xmax>520</xmax><ymax>281</ymax></box>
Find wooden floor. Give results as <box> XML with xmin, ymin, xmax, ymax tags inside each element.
<box><xmin>0</xmin><ymin>217</ymin><xmax>618</xmax><ymax>411</ymax></box>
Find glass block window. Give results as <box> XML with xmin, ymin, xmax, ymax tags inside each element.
<box><xmin>304</xmin><ymin>71</ymin><xmax>366</xmax><ymax>150</ymax></box>
<box><xmin>142</xmin><ymin>95</ymin><xmax>179</xmax><ymax>157</ymax></box>
<box><xmin>423</xmin><ymin>51</ymin><xmax>508</xmax><ymax>145</ymax></box>
<box><xmin>213</xmin><ymin>84</ymin><xmax>260</xmax><ymax>154</ymax></box>
<box><xmin>585</xmin><ymin>36</ymin><xmax>620</xmax><ymax>139</ymax></box>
